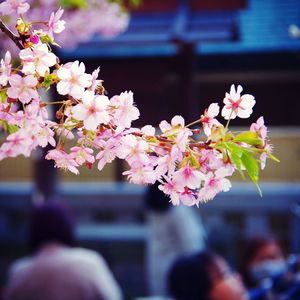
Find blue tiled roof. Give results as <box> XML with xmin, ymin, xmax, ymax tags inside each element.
<box><xmin>60</xmin><ymin>0</ymin><xmax>300</xmax><ymax>59</ymax></box>
<box><xmin>199</xmin><ymin>0</ymin><xmax>300</xmax><ymax>54</ymax></box>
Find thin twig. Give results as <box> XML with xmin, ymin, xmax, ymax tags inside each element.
<box><xmin>189</xmin><ymin>142</ymin><xmax>211</xmax><ymax>149</ymax></box>
<box><xmin>0</xmin><ymin>19</ymin><xmax>23</xmax><ymax>50</ymax></box>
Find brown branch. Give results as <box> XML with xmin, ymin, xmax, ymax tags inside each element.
<box><xmin>189</xmin><ymin>142</ymin><xmax>212</xmax><ymax>150</ymax></box>
<box><xmin>0</xmin><ymin>19</ymin><xmax>23</xmax><ymax>50</ymax></box>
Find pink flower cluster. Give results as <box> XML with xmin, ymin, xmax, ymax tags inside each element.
<box><xmin>0</xmin><ymin>0</ymin><xmax>129</xmax><ymax>55</ymax></box>
<box><xmin>0</xmin><ymin>3</ymin><xmax>277</xmax><ymax>206</ymax></box>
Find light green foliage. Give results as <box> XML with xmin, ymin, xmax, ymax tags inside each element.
<box><xmin>1</xmin><ymin>90</ymin><xmax>7</xmax><ymax>103</ymax></box>
<box><xmin>234</xmin><ymin>131</ymin><xmax>264</xmax><ymax>147</ymax></box>
<box><xmin>59</xmin><ymin>0</ymin><xmax>88</xmax><ymax>9</ymax></box>
<box><xmin>43</xmin><ymin>74</ymin><xmax>57</xmax><ymax>91</ymax></box>
<box><xmin>0</xmin><ymin>120</ymin><xmax>18</xmax><ymax>134</ymax></box>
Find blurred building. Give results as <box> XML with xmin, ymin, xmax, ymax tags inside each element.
<box><xmin>1</xmin><ymin>0</ymin><xmax>300</xmax><ymax>299</ymax></box>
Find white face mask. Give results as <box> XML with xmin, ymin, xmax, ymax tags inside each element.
<box><xmin>250</xmin><ymin>259</ymin><xmax>287</xmax><ymax>282</ymax></box>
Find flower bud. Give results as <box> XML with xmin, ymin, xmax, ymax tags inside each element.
<box><xmin>56</xmin><ymin>111</ymin><xmax>63</xmax><ymax>119</ymax></box>
<box><xmin>16</xmin><ymin>18</ymin><xmax>29</xmax><ymax>35</ymax></box>
<box><xmin>86</xmin><ymin>162</ymin><xmax>93</xmax><ymax>169</ymax></box>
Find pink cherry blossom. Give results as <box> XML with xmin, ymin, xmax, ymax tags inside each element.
<box><xmin>155</xmin><ymin>145</ymin><xmax>182</xmax><ymax>177</ymax></box>
<box><xmin>70</xmin><ymin>146</ymin><xmax>95</xmax><ymax>166</ymax></box>
<box><xmin>173</xmin><ymin>164</ymin><xmax>205</xmax><ymax>190</ymax></box>
<box><xmin>159</xmin><ymin>115</ymin><xmax>185</xmax><ymax>134</ymax></box>
<box><xmin>72</xmin><ymin>91</ymin><xmax>110</xmax><ymax>131</ymax></box>
<box><xmin>0</xmin><ymin>51</ymin><xmax>12</xmax><ymax>86</ymax></box>
<box><xmin>7</xmin><ymin>74</ymin><xmax>39</xmax><ymax>104</ymax></box>
<box><xmin>4</xmin><ymin>129</ymin><xmax>32</xmax><ymax>158</ymax></box>
<box><xmin>204</xmin><ymin>148</ymin><xmax>235</xmax><ymax>176</ymax></box>
<box><xmin>191</xmin><ymin>148</ymin><xmax>212</xmax><ymax>173</ymax></box>
<box><xmin>92</xmin><ymin>0</ymin><xmax>129</xmax><ymax>37</ymax></box>
<box><xmin>96</xmin><ymin>137</ymin><xmax>121</xmax><ymax>171</ymax></box>
<box><xmin>19</xmin><ymin>43</ymin><xmax>57</xmax><ymax>77</ymax></box>
<box><xmin>123</xmin><ymin>163</ymin><xmax>157</xmax><ymax>185</ymax></box>
<box><xmin>0</xmin><ymin>142</ymin><xmax>15</xmax><ymax>160</ymax></box>
<box><xmin>118</xmin><ymin>134</ymin><xmax>149</xmax><ymax>166</ymax></box>
<box><xmin>47</xmin><ymin>7</ymin><xmax>65</xmax><ymax>39</ymax></box>
<box><xmin>159</xmin><ymin>115</ymin><xmax>192</xmax><ymax>151</ymax></box>
<box><xmin>250</xmin><ymin>116</ymin><xmax>267</xmax><ymax>142</ymax></box>
<box><xmin>250</xmin><ymin>116</ymin><xmax>272</xmax><ymax>169</ymax></box>
<box><xmin>3</xmin><ymin>111</ymin><xmax>52</xmax><ymax>155</ymax></box>
<box><xmin>110</xmin><ymin>91</ymin><xmax>140</xmax><ymax>129</ymax></box>
<box><xmin>159</xmin><ymin>120</ymin><xmax>172</xmax><ymax>133</ymax></box>
<box><xmin>0</xmin><ymin>0</ymin><xmax>129</xmax><ymax>53</ymax></box>
<box><xmin>45</xmin><ymin>149</ymin><xmax>79</xmax><ymax>175</ymax></box>
<box><xmin>260</xmin><ymin>143</ymin><xmax>273</xmax><ymax>170</ymax></box>
<box><xmin>88</xmin><ymin>67</ymin><xmax>101</xmax><ymax>92</ymax></box>
<box><xmin>141</xmin><ymin>125</ymin><xmax>155</xmax><ymax>136</ymax></box>
<box><xmin>0</xmin><ymin>103</ymin><xmax>13</xmax><ymax>123</ymax></box>
<box><xmin>158</xmin><ymin>176</ymin><xmax>181</xmax><ymax>205</ymax></box>
<box><xmin>171</xmin><ymin>115</ymin><xmax>185</xmax><ymax>127</ymax></box>
<box><xmin>198</xmin><ymin>167</ymin><xmax>232</xmax><ymax>202</ymax></box>
<box><xmin>0</xmin><ymin>0</ymin><xmax>29</xmax><ymax>15</ymax></box>
<box><xmin>35</xmin><ymin>125</ymin><xmax>56</xmax><ymax>148</ymax></box>
<box><xmin>26</xmin><ymin>98</ymin><xmax>49</xmax><ymax>120</ymax></box>
<box><xmin>200</xmin><ymin>103</ymin><xmax>221</xmax><ymax>136</ymax></box>
<box><xmin>174</xmin><ymin>127</ymin><xmax>193</xmax><ymax>151</ymax></box>
<box><xmin>57</xmin><ymin>61</ymin><xmax>92</xmax><ymax>98</ymax></box>
<box><xmin>221</xmin><ymin>84</ymin><xmax>255</xmax><ymax>120</ymax></box>
<box><xmin>179</xmin><ymin>187</ymin><xmax>197</xmax><ymax>206</ymax></box>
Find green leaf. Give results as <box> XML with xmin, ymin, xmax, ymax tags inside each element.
<box><xmin>231</xmin><ymin>152</ymin><xmax>245</xmax><ymax>179</ymax></box>
<box><xmin>267</xmin><ymin>152</ymin><xmax>280</xmax><ymax>163</ymax></box>
<box><xmin>39</xmin><ymin>35</ymin><xmax>55</xmax><ymax>45</ymax></box>
<box><xmin>241</xmin><ymin>150</ymin><xmax>259</xmax><ymax>183</ymax></box>
<box><xmin>0</xmin><ymin>120</ymin><xmax>8</xmax><ymax>131</ymax></box>
<box><xmin>1</xmin><ymin>90</ymin><xmax>7</xmax><ymax>103</ymax></box>
<box><xmin>129</xmin><ymin>0</ymin><xmax>142</xmax><ymax>7</ymax></box>
<box><xmin>234</xmin><ymin>131</ymin><xmax>264</xmax><ymax>147</ymax></box>
<box><xmin>59</xmin><ymin>0</ymin><xmax>88</xmax><ymax>9</ymax></box>
<box><xmin>42</xmin><ymin>74</ymin><xmax>57</xmax><ymax>91</ymax></box>
<box><xmin>189</xmin><ymin>153</ymin><xmax>200</xmax><ymax>168</ymax></box>
<box><xmin>224</xmin><ymin>142</ymin><xmax>244</xmax><ymax>156</ymax></box>
<box><xmin>224</xmin><ymin>142</ymin><xmax>245</xmax><ymax>179</ymax></box>
<box><xmin>241</xmin><ymin>150</ymin><xmax>262</xmax><ymax>197</ymax></box>
<box><xmin>8</xmin><ymin>124</ymin><xmax>18</xmax><ymax>134</ymax></box>
<box><xmin>178</xmin><ymin>157</ymin><xmax>188</xmax><ymax>169</ymax></box>
<box><xmin>0</xmin><ymin>120</ymin><xmax>18</xmax><ymax>134</ymax></box>
<box><xmin>147</xmin><ymin>137</ymin><xmax>157</xmax><ymax>143</ymax></box>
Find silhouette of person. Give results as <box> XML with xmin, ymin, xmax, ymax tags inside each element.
<box><xmin>6</xmin><ymin>203</ymin><xmax>123</xmax><ymax>300</ymax></box>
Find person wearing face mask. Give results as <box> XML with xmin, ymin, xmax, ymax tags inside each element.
<box><xmin>240</xmin><ymin>235</ymin><xmax>286</xmax><ymax>289</ymax></box>
<box><xmin>240</xmin><ymin>235</ymin><xmax>300</xmax><ymax>300</ymax></box>
<box><xmin>168</xmin><ymin>250</ymin><xmax>249</xmax><ymax>300</ymax></box>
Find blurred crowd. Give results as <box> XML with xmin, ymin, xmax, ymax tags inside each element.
<box><xmin>2</xmin><ymin>186</ymin><xmax>300</xmax><ymax>300</ymax></box>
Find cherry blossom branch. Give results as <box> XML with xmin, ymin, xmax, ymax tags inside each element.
<box><xmin>0</xmin><ymin>1</ymin><xmax>280</xmax><ymax>206</ymax></box>
<box><xmin>0</xmin><ymin>19</ymin><xmax>23</xmax><ymax>50</ymax></box>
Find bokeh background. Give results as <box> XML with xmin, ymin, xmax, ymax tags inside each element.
<box><xmin>0</xmin><ymin>0</ymin><xmax>300</xmax><ymax>299</ymax></box>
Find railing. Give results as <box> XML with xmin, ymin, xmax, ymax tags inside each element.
<box><xmin>0</xmin><ymin>181</ymin><xmax>299</xmax><ymax>247</ymax></box>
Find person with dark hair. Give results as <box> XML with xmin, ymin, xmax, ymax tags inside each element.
<box><xmin>168</xmin><ymin>250</ymin><xmax>249</xmax><ymax>300</ymax></box>
<box><xmin>145</xmin><ymin>183</ymin><xmax>205</xmax><ymax>296</ymax></box>
<box><xmin>6</xmin><ymin>203</ymin><xmax>123</xmax><ymax>300</ymax></box>
<box><xmin>29</xmin><ymin>202</ymin><xmax>76</xmax><ymax>253</ymax></box>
